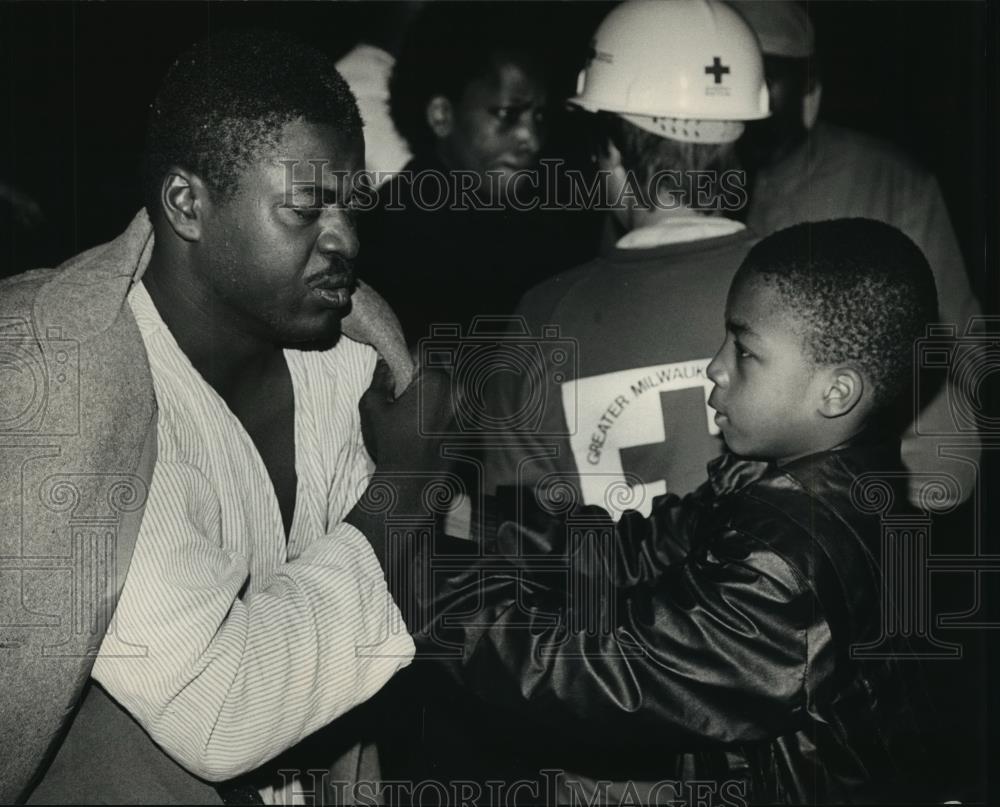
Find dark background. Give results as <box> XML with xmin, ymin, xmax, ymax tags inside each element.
<box><xmin>2</xmin><ymin>1</ymin><xmax>996</xmax><ymax>802</ymax></box>
<box><xmin>1</xmin><ymin>1</ymin><xmax>996</xmax><ymax>310</ymax></box>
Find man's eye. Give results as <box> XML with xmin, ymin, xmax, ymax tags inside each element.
<box><xmin>292</xmin><ymin>207</ymin><xmax>322</xmax><ymax>223</ymax></box>
<box><xmin>346</xmin><ymin>196</ymin><xmax>363</xmax><ymax>218</ymax></box>
<box><xmin>734</xmin><ymin>341</ymin><xmax>753</xmax><ymax>360</ymax></box>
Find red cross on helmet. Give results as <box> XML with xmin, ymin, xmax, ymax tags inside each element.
<box><xmin>570</xmin><ymin>0</ymin><xmax>770</xmax><ymax>144</ymax></box>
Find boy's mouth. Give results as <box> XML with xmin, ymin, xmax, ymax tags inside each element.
<box><xmin>708</xmin><ymin>391</ymin><xmax>726</xmax><ymax>419</ymax></box>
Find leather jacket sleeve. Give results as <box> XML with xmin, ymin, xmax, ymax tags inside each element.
<box><xmin>489</xmin><ymin>486</ymin><xmax>699</xmax><ymax>588</ymax></box>
<box><xmin>402</xmin><ymin>492</ymin><xmax>817</xmax><ymax>751</ymax></box>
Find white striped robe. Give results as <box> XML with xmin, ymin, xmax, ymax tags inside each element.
<box><xmin>93</xmin><ymin>281</ymin><xmax>414</xmax><ymax>785</ymax></box>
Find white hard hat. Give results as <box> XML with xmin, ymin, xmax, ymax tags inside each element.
<box><xmin>570</xmin><ymin>0</ymin><xmax>769</xmax><ymax>144</ymax></box>
<box><xmin>727</xmin><ymin>1</ymin><xmax>815</xmax><ymax>59</ymax></box>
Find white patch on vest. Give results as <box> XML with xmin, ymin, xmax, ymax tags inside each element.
<box><xmin>561</xmin><ymin>359</ymin><xmax>719</xmax><ymax>520</ymax></box>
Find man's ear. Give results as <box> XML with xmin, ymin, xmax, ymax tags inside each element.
<box><xmin>160</xmin><ymin>168</ymin><xmax>208</xmax><ymax>243</ymax></box>
<box><xmin>426</xmin><ymin>96</ymin><xmax>454</xmax><ymax>139</ymax></box>
<box><xmin>818</xmin><ymin>366</ymin><xmax>864</xmax><ymax>419</ymax></box>
<box><xmin>802</xmin><ymin>80</ymin><xmax>823</xmax><ymax>131</ymax></box>
<box><xmin>599</xmin><ymin>139</ymin><xmax>634</xmax><ymax>229</ymax></box>
<box><xmin>598</xmin><ymin>138</ymin><xmax>624</xmax><ymax>172</ymax></box>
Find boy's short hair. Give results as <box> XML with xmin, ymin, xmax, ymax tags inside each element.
<box><xmin>142</xmin><ymin>29</ymin><xmax>362</xmax><ymax>213</ymax></box>
<box><xmin>389</xmin><ymin>4</ymin><xmax>547</xmax><ymax>156</ymax></box>
<box><xmin>737</xmin><ymin>218</ymin><xmax>939</xmax><ymax>409</ymax></box>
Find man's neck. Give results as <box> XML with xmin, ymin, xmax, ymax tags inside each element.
<box><xmin>141</xmin><ymin>252</ymin><xmax>282</xmax><ymax>398</ymax></box>
<box><xmin>630</xmin><ymin>202</ymin><xmax>713</xmax><ymax>231</ymax></box>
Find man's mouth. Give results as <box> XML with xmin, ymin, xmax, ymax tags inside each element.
<box><xmin>495</xmin><ymin>158</ymin><xmax>537</xmax><ymax>172</ymax></box>
<box><xmin>306</xmin><ymin>273</ymin><xmax>355</xmax><ymax>308</ymax></box>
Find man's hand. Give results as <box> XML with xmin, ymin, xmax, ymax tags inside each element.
<box><xmin>360</xmin><ymin>360</ymin><xmax>456</xmax><ymax>473</ymax></box>
<box><xmin>348</xmin><ymin>361</ymin><xmax>458</xmax><ymax>570</ymax></box>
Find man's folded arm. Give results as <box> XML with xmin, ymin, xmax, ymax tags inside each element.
<box><xmin>93</xmin><ymin>459</ymin><xmax>414</xmax><ymax>782</ymax></box>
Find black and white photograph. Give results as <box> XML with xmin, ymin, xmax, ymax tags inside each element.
<box><xmin>1</xmin><ymin>1</ymin><xmax>997</xmax><ymax>804</ymax></box>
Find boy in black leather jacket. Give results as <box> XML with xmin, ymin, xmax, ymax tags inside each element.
<box><xmin>359</xmin><ymin>218</ymin><xmax>941</xmax><ymax>804</ymax></box>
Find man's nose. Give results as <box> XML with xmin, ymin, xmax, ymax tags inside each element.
<box><xmin>514</xmin><ymin>113</ymin><xmax>544</xmax><ymax>157</ymax></box>
<box><xmin>316</xmin><ymin>209</ymin><xmax>359</xmax><ymax>261</ymax></box>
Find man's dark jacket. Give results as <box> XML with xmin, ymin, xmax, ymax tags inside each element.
<box><xmin>376</xmin><ymin>436</ymin><xmax>935</xmax><ymax>804</ymax></box>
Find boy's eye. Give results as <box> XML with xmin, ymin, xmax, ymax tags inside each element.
<box><xmin>734</xmin><ymin>340</ymin><xmax>753</xmax><ymax>360</ymax></box>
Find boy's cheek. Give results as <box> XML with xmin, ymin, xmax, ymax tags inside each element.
<box><xmin>719</xmin><ymin>425</ymin><xmax>742</xmax><ymax>454</ymax></box>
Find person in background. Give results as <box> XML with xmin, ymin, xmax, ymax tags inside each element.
<box><xmin>484</xmin><ymin>0</ymin><xmax>769</xmax><ymax>519</ymax></box>
<box><xmin>357</xmin><ymin>2</ymin><xmax>601</xmax><ymax>348</ymax></box>
<box><xmin>730</xmin><ymin>0</ymin><xmax>982</xmax><ymax>508</ymax></box>
<box><xmin>335</xmin><ymin>2</ymin><xmax>422</xmax><ymax>185</ymax></box>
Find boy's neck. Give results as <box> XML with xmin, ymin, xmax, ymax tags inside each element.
<box><xmin>773</xmin><ymin>423</ymin><xmax>879</xmax><ymax>467</ymax></box>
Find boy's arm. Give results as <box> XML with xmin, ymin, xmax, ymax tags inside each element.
<box><xmin>351</xmin><ymin>362</ymin><xmax>810</xmax><ymax>746</ymax></box>
<box><xmin>484</xmin><ymin>485</ymin><xmax>698</xmax><ymax>587</ymax></box>
<box><xmin>380</xmin><ymin>517</ymin><xmax>814</xmax><ymax>750</ymax></box>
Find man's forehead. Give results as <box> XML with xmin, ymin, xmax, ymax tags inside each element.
<box><xmin>265</xmin><ymin>119</ymin><xmax>363</xmax><ymax>174</ymax></box>
<box><xmin>469</xmin><ymin>59</ymin><xmax>546</xmax><ymax>99</ymax></box>
<box><xmin>279</xmin><ymin>158</ymin><xmax>363</xmax><ymax>188</ymax></box>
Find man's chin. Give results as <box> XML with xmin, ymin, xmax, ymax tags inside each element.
<box><xmin>276</xmin><ymin>312</ymin><xmax>345</xmax><ymax>351</ymax></box>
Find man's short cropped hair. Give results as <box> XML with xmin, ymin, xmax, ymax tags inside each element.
<box><xmin>388</xmin><ymin>3</ymin><xmax>548</xmax><ymax>157</ymax></box>
<box><xmin>738</xmin><ymin>218</ymin><xmax>939</xmax><ymax>409</ymax></box>
<box><xmin>596</xmin><ymin>113</ymin><xmax>740</xmax><ymax>210</ymax></box>
<box><xmin>142</xmin><ymin>28</ymin><xmax>362</xmax><ymax>213</ymax></box>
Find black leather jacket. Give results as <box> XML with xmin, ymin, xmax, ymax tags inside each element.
<box><xmin>380</xmin><ymin>437</ymin><xmax>934</xmax><ymax>804</ymax></box>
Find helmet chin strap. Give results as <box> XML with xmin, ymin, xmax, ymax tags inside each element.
<box><xmin>802</xmin><ymin>82</ymin><xmax>822</xmax><ymax>131</ymax></box>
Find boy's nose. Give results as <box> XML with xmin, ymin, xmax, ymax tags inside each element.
<box><xmin>706</xmin><ymin>350</ymin><xmax>727</xmax><ymax>386</ymax></box>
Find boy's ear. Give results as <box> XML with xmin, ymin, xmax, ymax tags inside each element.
<box><xmin>426</xmin><ymin>96</ymin><xmax>454</xmax><ymax>139</ymax></box>
<box><xmin>160</xmin><ymin>168</ymin><xmax>209</xmax><ymax>243</ymax></box>
<box><xmin>818</xmin><ymin>367</ymin><xmax>864</xmax><ymax>419</ymax></box>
